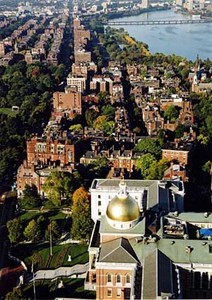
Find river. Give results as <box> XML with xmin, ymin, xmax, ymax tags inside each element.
<box><xmin>109</xmin><ymin>9</ymin><xmax>212</xmax><ymax>61</ymax></box>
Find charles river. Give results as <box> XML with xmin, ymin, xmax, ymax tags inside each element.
<box><xmin>110</xmin><ymin>8</ymin><xmax>212</xmax><ymax>61</ymax></box>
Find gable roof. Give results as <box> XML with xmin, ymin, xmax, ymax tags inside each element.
<box><xmin>99</xmin><ymin>238</ymin><xmax>139</xmax><ymax>264</ymax></box>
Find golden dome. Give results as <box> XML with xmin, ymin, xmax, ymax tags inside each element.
<box><xmin>106</xmin><ymin>181</ymin><xmax>140</xmax><ymax>222</ymax></box>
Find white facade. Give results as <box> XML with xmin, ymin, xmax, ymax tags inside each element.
<box><xmin>66</xmin><ymin>75</ymin><xmax>86</xmax><ymax>93</ymax></box>
<box><xmin>90</xmin><ymin>179</ymin><xmax>145</xmax><ymax>222</ymax></box>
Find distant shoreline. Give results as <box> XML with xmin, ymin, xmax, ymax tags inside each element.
<box><xmin>105</xmin><ymin>6</ymin><xmax>171</xmax><ymax>21</ymax></box>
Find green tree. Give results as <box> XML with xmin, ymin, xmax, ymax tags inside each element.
<box><xmin>147</xmin><ymin>159</ymin><xmax>169</xmax><ymax>180</ymax></box>
<box><xmin>71</xmin><ymin>187</ymin><xmax>93</xmax><ymax>241</ymax></box>
<box><xmin>46</xmin><ymin>220</ymin><xmax>60</xmax><ymax>241</ymax></box>
<box><xmin>69</xmin><ymin>124</ymin><xmax>82</xmax><ymax>134</ymax></box>
<box><xmin>135</xmin><ymin>138</ymin><xmax>162</xmax><ymax>160</ymax></box>
<box><xmin>88</xmin><ymin>157</ymin><xmax>110</xmax><ymax>178</ymax></box>
<box><xmin>164</xmin><ymin>105</ymin><xmax>179</xmax><ymax>122</ymax></box>
<box><xmin>85</xmin><ymin>109</ymin><xmax>98</xmax><ymax>127</ymax></box>
<box><xmin>135</xmin><ymin>153</ymin><xmax>156</xmax><ymax>179</ymax></box>
<box><xmin>202</xmin><ymin>161</ymin><xmax>211</xmax><ymax>173</ymax></box>
<box><xmin>7</xmin><ymin>218</ymin><xmax>22</xmax><ymax>244</ymax></box>
<box><xmin>98</xmin><ymin>91</ymin><xmax>110</xmax><ymax>105</ymax></box>
<box><xmin>20</xmin><ymin>184</ymin><xmax>41</xmax><ymax>209</ymax></box>
<box><xmin>101</xmin><ymin>104</ymin><xmax>116</xmax><ymax>120</ymax></box>
<box><xmin>24</xmin><ymin>219</ymin><xmax>41</xmax><ymax>242</ymax></box>
<box><xmin>175</xmin><ymin>124</ymin><xmax>186</xmax><ymax>138</ymax></box>
<box><xmin>197</xmin><ymin>134</ymin><xmax>209</xmax><ymax>146</ymax></box>
<box><xmin>43</xmin><ymin>171</ymin><xmax>78</xmax><ymax>206</ymax></box>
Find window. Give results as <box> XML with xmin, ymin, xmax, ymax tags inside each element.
<box><xmin>98</xmin><ymin>195</ymin><xmax>101</xmax><ymax>199</ymax></box>
<box><xmin>126</xmin><ymin>274</ymin><xmax>130</xmax><ymax>284</ymax></box>
<box><xmin>117</xmin><ymin>288</ymin><xmax>121</xmax><ymax>297</ymax></box>
<box><xmin>107</xmin><ymin>274</ymin><xmax>112</xmax><ymax>283</ymax></box>
<box><xmin>107</xmin><ymin>288</ymin><xmax>112</xmax><ymax>297</ymax></box>
<box><xmin>98</xmin><ymin>200</ymin><xmax>101</xmax><ymax>206</ymax></box>
<box><xmin>116</xmin><ymin>274</ymin><xmax>121</xmax><ymax>283</ymax></box>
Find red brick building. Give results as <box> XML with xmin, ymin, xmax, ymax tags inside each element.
<box><xmin>53</xmin><ymin>91</ymin><xmax>82</xmax><ymax>119</ymax></box>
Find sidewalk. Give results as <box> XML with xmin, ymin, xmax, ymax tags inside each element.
<box><xmin>33</xmin><ymin>263</ymin><xmax>89</xmax><ymax>280</ymax></box>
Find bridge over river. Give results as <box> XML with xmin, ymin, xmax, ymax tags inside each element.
<box><xmin>106</xmin><ymin>18</ymin><xmax>212</xmax><ymax>26</ymax></box>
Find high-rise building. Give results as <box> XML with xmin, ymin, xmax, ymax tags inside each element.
<box><xmin>187</xmin><ymin>0</ymin><xmax>193</xmax><ymax>11</ymax></box>
<box><xmin>199</xmin><ymin>0</ymin><xmax>205</xmax><ymax>9</ymax></box>
<box><xmin>0</xmin><ymin>41</ymin><xmax>5</xmax><ymax>57</ymax></box>
<box><xmin>141</xmin><ymin>0</ymin><xmax>149</xmax><ymax>9</ymax></box>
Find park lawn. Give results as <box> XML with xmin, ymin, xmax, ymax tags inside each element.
<box><xmin>23</xmin><ymin>278</ymin><xmax>95</xmax><ymax>299</ymax></box>
<box><xmin>17</xmin><ymin>243</ymin><xmax>88</xmax><ymax>270</ymax></box>
<box><xmin>48</xmin><ymin>244</ymin><xmax>88</xmax><ymax>268</ymax></box>
<box><xmin>20</xmin><ymin>209</ymin><xmax>68</xmax><ymax>223</ymax></box>
<box><xmin>20</xmin><ymin>210</ymin><xmax>42</xmax><ymax>223</ymax></box>
<box><xmin>0</xmin><ymin>107</ymin><xmax>18</xmax><ymax>117</ymax></box>
<box><xmin>49</xmin><ymin>211</ymin><xmax>67</xmax><ymax>221</ymax></box>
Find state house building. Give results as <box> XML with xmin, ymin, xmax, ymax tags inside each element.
<box><xmin>84</xmin><ymin>179</ymin><xmax>212</xmax><ymax>299</ymax></box>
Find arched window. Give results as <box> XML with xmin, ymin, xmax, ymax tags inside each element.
<box><xmin>107</xmin><ymin>273</ymin><xmax>112</xmax><ymax>283</ymax></box>
<box><xmin>126</xmin><ymin>274</ymin><xmax>130</xmax><ymax>284</ymax></box>
<box><xmin>116</xmin><ymin>274</ymin><xmax>121</xmax><ymax>283</ymax></box>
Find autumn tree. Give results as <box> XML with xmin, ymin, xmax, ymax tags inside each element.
<box><xmin>71</xmin><ymin>187</ymin><xmax>94</xmax><ymax>241</ymax></box>
<box><xmin>93</xmin><ymin>115</ymin><xmax>115</xmax><ymax>135</ymax></box>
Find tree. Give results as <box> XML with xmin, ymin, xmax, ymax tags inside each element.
<box><xmin>202</xmin><ymin>161</ymin><xmax>211</xmax><ymax>173</ymax></box>
<box><xmin>69</xmin><ymin>124</ymin><xmax>82</xmax><ymax>134</ymax></box>
<box><xmin>5</xmin><ymin>287</ymin><xmax>23</xmax><ymax>300</ymax></box>
<box><xmin>135</xmin><ymin>154</ymin><xmax>156</xmax><ymax>179</ymax></box>
<box><xmin>93</xmin><ymin>115</ymin><xmax>115</xmax><ymax>135</ymax></box>
<box><xmin>197</xmin><ymin>134</ymin><xmax>209</xmax><ymax>146</ymax></box>
<box><xmin>98</xmin><ymin>91</ymin><xmax>110</xmax><ymax>105</ymax></box>
<box><xmin>43</xmin><ymin>171</ymin><xmax>78</xmax><ymax>206</ymax></box>
<box><xmin>135</xmin><ymin>138</ymin><xmax>162</xmax><ymax>160</ymax></box>
<box><xmin>164</xmin><ymin>105</ymin><xmax>179</xmax><ymax>122</ymax></box>
<box><xmin>20</xmin><ymin>184</ymin><xmax>41</xmax><ymax>209</ymax></box>
<box><xmin>93</xmin><ymin>115</ymin><xmax>107</xmax><ymax>130</ymax></box>
<box><xmin>85</xmin><ymin>109</ymin><xmax>98</xmax><ymax>127</ymax></box>
<box><xmin>88</xmin><ymin>157</ymin><xmax>110</xmax><ymax>178</ymax></box>
<box><xmin>7</xmin><ymin>218</ymin><xmax>22</xmax><ymax>244</ymax></box>
<box><xmin>23</xmin><ymin>219</ymin><xmax>41</xmax><ymax>242</ymax></box>
<box><xmin>71</xmin><ymin>187</ymin><xmax>94</xmax><ymax>241</ymax></box>
<box><xmin>46</xmin><ymin>220</ymin><xmax>60</xmax><ymax>241</ymax></box>
<box><xmin>147</xmin><ymin>159</ymin><xmax>169</xmax><ymax>180</ymax></box>
<box><xmin>175</xmin><ymin>124</ymin><xmax>186</xmax><ymax>139</ymax></box>
<box><xmin>101</xmin><ymin>104</ymin><xmax>115</xmax><ymax>120</ymax></box>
